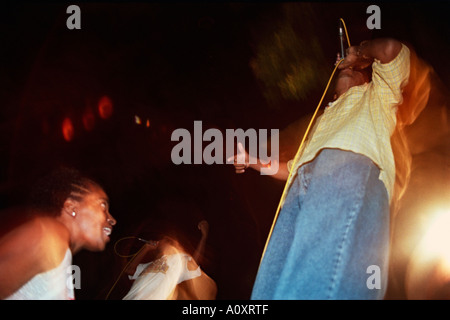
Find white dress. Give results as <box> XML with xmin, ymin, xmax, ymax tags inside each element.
<box><xmin>5</xmin><ymin>249</ymin><xmax>75</xmax><ymax>300</ymax></box>
<box><xmin>123</xmin><ymin>253</ymin><xmax>201</xmax><ymax>300</ymax></box>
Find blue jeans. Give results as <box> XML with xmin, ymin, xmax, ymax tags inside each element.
<box><xmin>251</xmin><ymin>149</ymin><xmax>390</xmax><ymax>300</ymax></box>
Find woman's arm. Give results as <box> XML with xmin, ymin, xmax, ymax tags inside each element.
<box><xmin>192</xmin><ymin>220</ymin><xmax>209</xmax><ymax>265</ymax></box>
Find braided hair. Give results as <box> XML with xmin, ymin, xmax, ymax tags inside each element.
<box><xmin>28</xmin><ymin>167</ymin><xmax>101</xmax><ymax>217</ymax></box>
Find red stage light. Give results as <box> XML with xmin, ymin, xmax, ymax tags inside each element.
<box><xmin>62</xmin><ymin>117</ymin><xmax>74</xmax><ymax>142</ymax></box>
<box><xmin>98</xmin><ymin>95</ymin><xmax>113</xmax><ymax>119</ymax></box>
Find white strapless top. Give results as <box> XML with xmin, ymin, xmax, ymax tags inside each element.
<box><xmin>5</xmin><ymin>249</ymin><xmax>75</xmax><ymax>300</ymax></box>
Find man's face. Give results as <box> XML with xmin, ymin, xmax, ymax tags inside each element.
<box><xmin>334</xmin><ymin>67</ymin><xmax>368</xmax><ymax>98</ymax></box>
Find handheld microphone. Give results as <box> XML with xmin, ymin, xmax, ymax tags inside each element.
<box><xmin>339</xmin><ymin>20</ymin><xmax>345</xmax><ymax>59</ymax></box>
<box><xmin>138</xmin><ymin>238</ymin><xmax>159</xmax><ymax>246</ymax></box>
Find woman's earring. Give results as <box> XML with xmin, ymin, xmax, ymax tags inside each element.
<box><xmin>71</xmin><ymin>211</ymin><xmax>76</xmax><ymax>217</ymax></box>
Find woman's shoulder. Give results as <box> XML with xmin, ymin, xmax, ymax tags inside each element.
<box><xmin>0</xmin><ymin>213</ymin><xmax>71</xmax><ymax>298</ymax></box>
<box><xmin>15</xmin><ymin>215</ymin><xmax>68</xmax><ymax>241</ymax></box>
<box><xmin>31</xmin><ymin>215</ymin><xmax>70</xmax><ymax>254</ymax></box>
<box><xmin>1</xmin><ymin>215</ymin><xmax>70</xmax><ymax>267</ymax></box>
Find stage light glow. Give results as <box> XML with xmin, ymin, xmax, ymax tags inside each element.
<box><xmin>62</xmin><ymin>117</ymin><xmax>74</xmax><ymax>142</ymax></box>
<box><xmin>417</xmin><ymin>208</ymin><xmax>450</xmax><ymax>268</ymax></box>
<box><xmin>405</xmin><ymin>206</ymin><xmax>450</xmax><ymax>299</ymax></box>
<box><xmin>98</xmin><ymin>95</ymin><xmax>113</xmax><ymax>119</ymax></box>
<box><xmin>135</xmin><ymin>115</ymin><xmax>142</xmax><ymax>125</ymax></box>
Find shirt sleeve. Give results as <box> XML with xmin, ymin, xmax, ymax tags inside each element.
<box><xmin>371</xmin><ymin>44</ymin><xmax>410</xmax><ymax>107</ymax></box>
<box><xmin>177</xmin><ymin>254</ymin><xmax>201</xmax><ymax>284</ymax></box>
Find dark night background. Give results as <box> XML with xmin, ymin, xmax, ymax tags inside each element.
<box><xmin>0</xmin><ymin>1</ymin><xmax>449</xmax><ymax>300</ymax></box>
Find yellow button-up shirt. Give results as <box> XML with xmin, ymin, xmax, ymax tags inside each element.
<box><xmin>287</xmin><ymin>44</ymin><xmax>410</xmax><ymax>201</ymax></box>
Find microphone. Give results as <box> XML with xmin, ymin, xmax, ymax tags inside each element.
<box><xmin>339</xmin><ymin>20</ymin><xmax>345</xmax><ymax>59</ymax></box>
<box><xmin>138</xmin><ymin>238</ymin><xmax>159</xmax><ymax>246</ymax></box>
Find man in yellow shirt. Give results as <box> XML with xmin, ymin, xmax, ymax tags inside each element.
<box><xmin>233</xmin><ymin>38</ymin><xmax>411</xmax><ymax>299</ymax></box>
